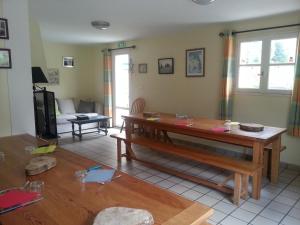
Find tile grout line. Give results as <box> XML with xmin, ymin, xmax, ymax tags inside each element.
<box><xmin>213</xmin><ymin>173</ymin><xmax>297</xmax><ymax>224</ymax></box>
<box><xmin>277</xmin><ymin>183</ymin><xmax>300</xmax><ymax>224</ymax></box>
<box><xmin>246</xmin><ymin>172</ymin><xmax>299</xmax><ymax>225</ymax></box>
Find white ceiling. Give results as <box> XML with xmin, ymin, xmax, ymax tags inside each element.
<box><xmin>29</xmin><ymin>0</ymin><xmax>300</xmax><ymax>44</ymax></box>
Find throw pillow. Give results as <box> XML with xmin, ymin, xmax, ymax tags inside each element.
<box><xmin>78</xmin><ymin>100</ymin><xmax>95</xmax><ymax>113</ymax></box>
<box><xmin>57</xmin><ymin>99</ymin><xmax>76</xmax><ymax>114</ymax></box>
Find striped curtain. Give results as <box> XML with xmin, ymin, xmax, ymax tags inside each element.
<box><xmin>220</xmin><ymin>31</ymin><xmax>236</xmax><ymax>120</ymax></box>
<box><xmin>288</xmin><ymin>33</ymin><xmax>300</xmax><ymax>136</ymax></box>
<box><xmin>103</xmin><ymin>49</ymin><xmax>113</xmax><ymax>126</ymax></box>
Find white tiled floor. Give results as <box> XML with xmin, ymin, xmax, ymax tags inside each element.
<box><xmin>59</xmin><ymin>128</ymin><xmax>300</xmax><ymax>225</ymax></box>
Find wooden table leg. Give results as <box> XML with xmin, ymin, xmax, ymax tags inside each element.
<box><xmin>117</xmin><ymin>138</ymin><xmax>121</xmax><ymax>167</ymax></box>
<box><xmin>233</xmin><ymin>173</ymin><xmax>242</xmax><ymax>206</ymax></box>
<box><xmin>163</xmin><ymin>130</ymin><xmax>173</xmax><ymax>143</ymax></box>
<box><xmin>252</xmin><ymin>142</ymin><xmax>264</xmax><ymax>199</ymax></box>
<box><xmin>125</xmin><ymin>119</ymin><xmax>136</xmax><ymax>161</ymax></box>
<box><xmin>79</xmin><ymin>124</ymin><xmax>82</xmax><ymax>141</ymax></box>
<box><xmin>263</xmin><ymin>150</ymin><xmax>270</xmax><ymax>177</ymax></box>
<box><xmin>242</xmin><ymin>175</ymin><xmax>249</xmax><ymax>199</ymax></box>
<box><xmin>271</xmin><ymin>136</ymin><xmax>281</xmax><ymax>184</ymax></box>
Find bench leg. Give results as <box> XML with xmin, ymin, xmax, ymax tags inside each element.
<box><xmin>242</xmin><ymin>175</ymin><xmax>249</xmax><ymax>200</ymax></box>
<box><xmin>271</xmin><ymin>137</ymin><xmax>281</xmax><ymax>184</ymax></box>
<box><xmin>117</xmin><ymin>139</ymin><xmax>122</xmax><ymax>167</ymax></box>
<box><xmin>263</xmin><ymin>150</ymin><xmax>270</xmax><ymax>177</ymax></box>
<box><xmin>252</xmin><ymin>142</ymin><xmax>264</xmax><ymax>200</ymax></box>
<box><xmin>233</xmin><ymin>173</ymin><xmax>242</xmax><ymax>206</ymax></box>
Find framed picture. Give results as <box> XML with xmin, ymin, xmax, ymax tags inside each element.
<box><xmin>0</xmin><ymin>48</ymin><xmax>11</xmax><ymax>69</ymax></box>
<box><xmin>186</xmin><ymin>48</ymin><xmax>205</xmax><ymax>77</ymax></box>
<box><xmin>47</xmin><ymin>68</ymin><xmax>59</xmax><ymax>85</ymax></box>
<box><xmin>158</xmin><ymin>58</ymin><xmax>174</xmax><ymax>74</ymax></box>
<box><xmin>138</xmin><ymin>63</ymin><xmax>147</xmax><ymax>73</ymax></box>
<box><xmin>63</xmin><ymin>56</ymin><xmax>74</xmax><ymax>68</ymax></box>
<box><xmin>0</xmin><ymin>18</ymin><xmax>9</xmax><ymax>39</ymax></box>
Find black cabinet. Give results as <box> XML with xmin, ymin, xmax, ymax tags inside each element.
<box><xmin>33</xmin><ymin>90</ymin><xmax>57</xmax><ymax>138</ymax></box>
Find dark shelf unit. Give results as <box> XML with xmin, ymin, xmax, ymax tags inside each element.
<box><xmin>33</xmin><ymin>90</ymin><xmax>57</xmax><ymax>139</ymax></box>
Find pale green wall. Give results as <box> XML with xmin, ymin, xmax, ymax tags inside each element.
<box><xmin>108</xmin><ymin>11</ymin><xmax>300</xmax><ymax>165</ymax></box>
<box><xmin>43</xmin><ymin>41</ymin><xmax>102</xmax><ymax>101</ymax></box>
<box><xmin>228</xmin><ymin>12</ymin><xmax>300</xmax><ymax>165</ymax></box>
<box><xmin>28</xmin><ymin>8</ymin><xmax>300</xmax><ymax>165</ymax></box>
<box><xmin>42</xmin><ymin>43</ymin><xmax>106</xmax><ymax>103</ymax></box>
<box><xmin>29</xmin><ymin>16</ymin><xmax>105</xmax><ymax>102</ymax></box>
<box><xmin>29</xmin><ymin>16</ymin><xmax>47</xmax><ymax>74</ymax></box>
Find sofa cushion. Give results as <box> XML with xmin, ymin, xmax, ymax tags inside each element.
<box><xmin>57</xmin><ymin>99</ymin><xmax>76</xmax><ymax>114</ymax></box>
<box><xmin>56</xmin><ymin>113</ymin><xmax>99</xmax><ymax>125</ymax></box>
<box><xmin>78</xmin><ymin>100</ymin><xmax>95</xmax><ymax>113</ymax></box>
<box><xmin>56</xmin><ymin>114</ymin><xmax>77</xmax><ymax>124</ymax></box>
<box><xmin>74</xmin><ymin>113</ymin><xmax>98</xmax><ymax>117</ymax></box>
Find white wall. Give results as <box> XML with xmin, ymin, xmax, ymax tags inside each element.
<box><xmin>0</xmin><ymin>0</ymin><xmax>11</xmax><ymax>137</ymax></box>
<box><xmin>43</xmin><ymin>41</ymin><xmax>103</xmax><ymax>101</ymax></box>
<box><xmin>3</xmin><ymin>0</ymin><xmax>35</xmax><ymax>135</ymax></box>
<box><xmin>107</xmin><ymin>11</ymin><xmax>300</xmax><ymax>165</ymax></box>
<box><xmin>228</xmin><ymin>13</ymin><xmax>300</xmax><ymax>165</ymax></box>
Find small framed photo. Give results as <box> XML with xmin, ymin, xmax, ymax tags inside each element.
<box><xmin>63</xmin><ymin>56</ymin><xmax>74</xmax><ymax>68</ymax></box>
<box><xmin>158</xmin><ymin>58</ymin><xmax>174</xmax><ymax>74</ymax></box>
<box><xmin>186</xmin><ymin>48</ymin><xmax>205</xmax><ymax>77</ymax></box>
<box><xmin>0</xmin><ymin>48</ymin><xmax>11</xmax><ymax>69</ymax></box>
<box><xmin>0</xmin><ymin>18</ymin><xmax>9</xmax><ymax>39</ymax></box>
<box><xmin>138</xmin><ymin>63</ymin><xmax>147</xmax><ymax>73</ymax></box>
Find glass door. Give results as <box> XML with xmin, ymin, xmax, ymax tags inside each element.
<box><xmin>112</xmin><ymin>51</ymin><xmax>130</xmax><ymax>127</ymax></box>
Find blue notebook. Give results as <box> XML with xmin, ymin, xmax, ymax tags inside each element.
<box><xmin>84</xmin><ymin>169</ymin><xmax>115</xmax><ymax>183</ymax></box>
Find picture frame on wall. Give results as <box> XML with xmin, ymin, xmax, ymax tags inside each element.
<box><xmin>186</xmin><ymin>48</ymin><xmax>205</xmax><ymax>77</ymax></box>
<box><xmin>138</xmin><ymin>63</ymin><xmax>147</xmax><ymax>73</ymax></box>
<box><xmin>63</xmin><ymin>56</ymin><xmax>74</xmax><ymax>68</ymax></box>
<box><xmin>158</xmin><ymin>58</ymin><xmax>174</xmax><ymax>74</ymax></box>
<box><xmin>0</xmin><ymin>48</ymin><xmax>11</xmax><ymax>69</ymax></box>
<box><xmin>0</xmin><ymin>18</ymin><xmax>9</xmax><ymax>39</ymax></box>
<box><xmin>48</xmin><ymin>68</ymin><xmax>60</xmax><ymax>85</ymax></box>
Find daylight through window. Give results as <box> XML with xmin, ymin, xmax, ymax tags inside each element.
<box><xmin>236</xmin><ymin>34</ymin><xmax>298</xmax><ymax>93</ymax></box>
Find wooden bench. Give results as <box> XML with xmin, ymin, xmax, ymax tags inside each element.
<box><xmin>111</xmin><ymin>133</ymin><xmax>261</xmax><ymax>205</ymax></box>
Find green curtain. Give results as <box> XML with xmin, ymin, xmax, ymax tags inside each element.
<box><xmin>103</xmin><ymin>50</ymin><xmax>113</xmax><ymax>126</ymax></box>
<box><xmin>220</xmin><ymin>31</ymin><xmax>236</xmax><ymax>120</ymax></box>
<box><xmin>288</xmin><ymin>33</ymin><xmax>300</xmax><ymax>136</ymax></box>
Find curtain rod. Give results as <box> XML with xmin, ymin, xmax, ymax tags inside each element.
<box><xmin>102</xmin><ymin>45</ymin><xmax>136</xmax><ymax>52</ymax></box>
<box><xmin>219</xmin><ymin>23</ymin><xmax>300</xmax><ymax>37</ymax></box>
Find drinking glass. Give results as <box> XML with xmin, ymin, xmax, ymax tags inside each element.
<box><xmin>74</xmin><ymin>170</ymin><xmax>86</xmax><ymax>183</ymax></box>
<box><xmin>24</xmin><ymin>146</ymin><xmax>36</xmax><ymax>154</ymax></box>
<box><xmin>28</xmin><ymin>181</ymin><xmax>44</xmax><ymax>194</ymax></box>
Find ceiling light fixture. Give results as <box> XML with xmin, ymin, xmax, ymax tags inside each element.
<box><xmin>91</xmin><ymin>20</ymin><xmax>110</xmax><ymax>30</ymax></box>
<box><xmin>192</xmin><ymin>0</ymin><xmax>216</xmax><ymax>5</ymax></box>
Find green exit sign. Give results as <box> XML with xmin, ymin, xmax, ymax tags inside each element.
<box><xmin>118</xmin><ymin>41</ymin><xmax>126</xmax><ymax>48</ymax></box>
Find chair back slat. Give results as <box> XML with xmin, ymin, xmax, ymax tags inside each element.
<box><xmin>130</xmin><ymin>98</ymin><xmax>145</xmax><ymax>113</ymax></box>
<box><xmin>120</xmin><ymin>97</ymin><xmax>145</xmax><ymax>133</ymax></box>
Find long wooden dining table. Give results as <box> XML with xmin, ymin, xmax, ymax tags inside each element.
<box><xmin>123</xmin><ymin>113</ymin><xmax>287</xmax><ymax>199</ymax></box>
<box><xmin>0</xmin><ymin>134</ymin><xmax>213</xmax><ymax>225</ymax></box>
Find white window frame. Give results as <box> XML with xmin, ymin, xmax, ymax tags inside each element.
<box><xmin>235</xmin><ymin>29</ymin><xmax>299</xmax><ymax>95</ymax></box>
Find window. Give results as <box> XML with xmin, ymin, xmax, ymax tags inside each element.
<box><xmin>236</xmin><ymin>33</ymin><xmax>298</xmax><ymax>93</ymax></box>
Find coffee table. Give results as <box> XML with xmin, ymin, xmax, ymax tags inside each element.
<box><xmin>68</xmin><ymin>115</ymin><xmax>111</xmax><ymax>140</ymax></box>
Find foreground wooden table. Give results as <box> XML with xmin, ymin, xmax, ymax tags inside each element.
<box><xmin>0</xmin><ymin>134</ymin><xmax>213</xmax><ymax>225</ymax></box>
<box><xmin>124</xmin><ymin>113</ymin><xmax>287</xmax><ymax>199</ymax></box>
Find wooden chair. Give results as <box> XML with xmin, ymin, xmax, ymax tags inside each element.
<box><xmin>120</xmin><ymin>98</ymin><xmax>145</xmax><ymax>133</ymax></box>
